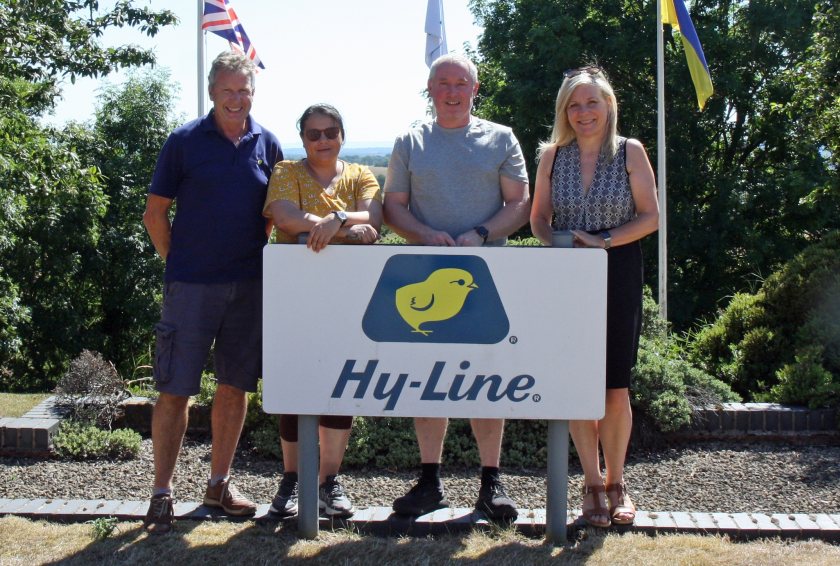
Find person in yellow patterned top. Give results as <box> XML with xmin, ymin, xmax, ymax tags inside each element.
<box><xmin>264</xmin><ymin>104</ymin><xmax>382</xmax><ymax>250</ymax></box>
<box><xmin>263</xmin><ymin>103</ymin><xmax>382</xmax><ymax>519</ymax></box>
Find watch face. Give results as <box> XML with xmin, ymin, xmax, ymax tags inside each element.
<box><xmin>475</xmin><ymin>226</ymin><xmax>489</xmax><ymax>238</ymax></box>
<box><xmin>335</xmin><ymin>211</ymin><xmax>348</xmax><ymax>222</ymax></box>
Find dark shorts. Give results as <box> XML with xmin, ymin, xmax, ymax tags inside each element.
<box><xmin>278</xmin><ymin>415</ymin><xmax>353</xmax><ymax>442</ymax></box>
<box><xmin>153</xmin><ymin>278</ymin><xmax>262</xmax><ymax>396</ymax></box>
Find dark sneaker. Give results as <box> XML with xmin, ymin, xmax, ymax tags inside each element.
<box><xmin>318</xmin><ymin>475</ymin><xmax>355</xmax><ymax>518</ymax></box>
<box><xmin>269</xmin><ymin>475</ymin><xmax>299</xmax><ymax>517</ymax></box>
<box><xmin>143</xmin><ymin>493</ymin><xmax>174</xmax><ymax>535</ymax></box>
<box><xmin>392</xmin><ymin>478</ymin><xmax>449</xmax><ymax>516</ymax></box>
<box><xmin>476</xmin><ymin>476</ymin><xmax>518</xmax><ymax>521</ymax></box>
<box><xmin>203</xmin><ymin>478</ymin><xmax>257</xmax><ymax>516</ymax></box>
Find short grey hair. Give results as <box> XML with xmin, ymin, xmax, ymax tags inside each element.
<box><xmin>428</xmin><ymin>54</ymin><xmax>478</xmax><ymax>84</ymax></box>
<box><xmin>208</xmin><ymin>51</ymin><xmax>257</xmax><ymax>91</ymax></box>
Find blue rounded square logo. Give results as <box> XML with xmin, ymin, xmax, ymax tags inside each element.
<box><xmin>362</xmin><ymin>254</ymin><xmax>510</xmax><ymax>344</ymax></box>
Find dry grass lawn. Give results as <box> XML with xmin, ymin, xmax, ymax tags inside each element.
<box><xmin>1</xmin><ymin>516</ymin><xmax>839</xmax><ymax>565</ymax></box>
<box><xmin>0</xmin><ymin>393</ymin><xmax>50</xmax><ymax>418</ymax></box>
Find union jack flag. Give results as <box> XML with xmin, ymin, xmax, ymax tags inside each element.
<box><xmin>202</xmin><ymin>0</ymin><xmax>265</xmax><ymax>69</ymax></box>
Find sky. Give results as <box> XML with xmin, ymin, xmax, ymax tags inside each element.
<box><xmin>45</xmin><ymin>0</ymin><xmax>483</xmax><ymax>149</ymax></box>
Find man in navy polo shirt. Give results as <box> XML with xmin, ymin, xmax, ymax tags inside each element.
<box><xmin>141</xmin><ymin>51</ymin><xmax>282</xmax><ymax>534</ymax></box>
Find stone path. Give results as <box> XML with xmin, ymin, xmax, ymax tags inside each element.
<box><xmin>1</xmin><ymin>498</ymin><xmax>839</xmax><ymax>541</ymax></box>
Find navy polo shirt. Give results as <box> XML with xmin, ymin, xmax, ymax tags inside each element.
<box><xmin>150</xmin><ymin>111</ymin><xmax>283</xmax><ymax>283</ymax></box>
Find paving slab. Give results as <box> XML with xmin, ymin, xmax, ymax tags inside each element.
<box><xmin>771</xmin><ymin>513</ymin><xmax>801</xmax><ymax>535</ymax></box>
<box><xmin>632</xmin><ymin>510</ymin><xmax>655</xmax><ymax>528</ymax></box>
<box><xmin>15</xmin><ymin>498</ymin><xmax>50</xmax><ymax>515</ymax></box>
<box><xmin>117</xmin><ymin>500</ymin><xmax>147</xmax><ymax>518</ymax></box>
<box><xmin>689</xmin><ymin>512</ymin><xmax>717</xmax><ymax>531</ymax></box>
<box><xmin>651</xmin><ymin>511</ymin><xmax>677</xmax><ymax>530</ymax></box>
<box><xmin>750</xmin><ymin>513</ymin><xmax>780</xmax><ymax>533</ymax></box>
<box><xmin>731</xmin><ymin>512</ymin><xmax>760</xmax><ymax>536</ymax></box>
<box><xmin>670</xmin><ymin>511</ymin><xmax>696</xmax><ymax>529</ymax></box>
<box><xmin>0</xmin><ymin>499</ymin><xmax>29</xmax><ymax>513</ymax></box>
<box><xmin>70</xmin><ymin>499</ymin><xmax>111</xmax><ymax>516</ymax></box>
<box><xmin>711</xmin><ymin>512</ymin><xmax>738</xmax><ymax>532</ymax></box>
<box><xmin>94</xmin><ymin>500</ymin><xmax>126</xmax><ymax>516</ymax></box>
<box><xmin>790</xmin><ymin>513</ymin><xmax>822</xmax><ymax>537</ymax></box>
<box><xmin>53</xmin><ymin>500</ymin><xmax>88</xmax><ymax>515</ymax></box>
<box><xmin>813</xmin><ymin>514</ymin><xmax>840</xmax><ymax>532</ymax></box>
<box><xmin>35</xmin><ymin>499</ymin><xmax>70</xmax><ymax>515</ymax></box>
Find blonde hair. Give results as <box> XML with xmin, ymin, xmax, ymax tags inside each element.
<box><xmin>537</xmin><ymin>70</ymin><xmax>619</xmax><ymax>162</ymax></box>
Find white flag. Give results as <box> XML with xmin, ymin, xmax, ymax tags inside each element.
<box><xmin>425</xmin><ymin>0</ymin><xmax>448</xmax><ymax>68</ymax></box>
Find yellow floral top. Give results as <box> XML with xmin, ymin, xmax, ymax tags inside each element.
<box><xmin>263</xmin><ymin>160</ymin><xmax>381</xmax><ymax>243</ymax></box>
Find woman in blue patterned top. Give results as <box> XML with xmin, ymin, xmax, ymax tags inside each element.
<box><xmin>530</xmin><ymin>66</ymin><xmax>659</xmax><ymax>528</ymax></box>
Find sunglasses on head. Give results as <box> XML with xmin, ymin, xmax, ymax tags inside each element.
<box><xmin>563</xmin><ymin>66</ymin><xmax>603</xmax><ymax>78</ymax></box>
<box><xmin>303</xmin><ymin>127</ymin><xmax>341</xmax><ymax>142</ymax></box>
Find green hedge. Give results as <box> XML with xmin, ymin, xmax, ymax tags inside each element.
<box><xmin>689</xmin><ymin>231</ymin><xmax>840</xmax><ymax>408</ymax></box>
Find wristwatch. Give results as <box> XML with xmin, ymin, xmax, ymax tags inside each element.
<box><xmin>332</xmin><ymin>211</ymin><xmax>348</xmax><ymax>227</ymax></box>
<box><xmin>474</xmin><ymin>225</ymin><xmax>489</xmax><ymax>244</ymax></box>
<box><xmin>600</xmin><ymin>231</ymin><xmax>612</xmax><ymax>250</ymax></box>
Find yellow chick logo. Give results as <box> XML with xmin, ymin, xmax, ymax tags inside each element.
<box><xmin>395</xmin><ymin>268</ymin><xmax>478</xmax><ymax>335</ymax></box>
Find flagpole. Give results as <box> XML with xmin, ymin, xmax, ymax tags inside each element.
<box><xmin>197</xmin><ymin>0</ymin><xmax>205</xmax><ymax>118</ymax></box>
<box><xmin>656</xmin><ymin>0</ymin><xmax>668</xmax><ymax>320</ymax></box>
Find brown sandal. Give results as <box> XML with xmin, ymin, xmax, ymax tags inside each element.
<box><xmin>605</xmin><ymin>481</ymin><xmax>636</xmax><ymax>525</ymax></box>
<box><xmin>580</xmin><ymin>484</ymin><xmax>611</xmax><ymax>528</ymax></box>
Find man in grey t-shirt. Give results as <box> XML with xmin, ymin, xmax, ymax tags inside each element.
<box><xmin>383</xmin><ymin>54</ymin><xmax>530</xmax><ymax>521</ymax></box>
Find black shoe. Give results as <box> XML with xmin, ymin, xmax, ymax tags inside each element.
<box><xmin>269</xmin><ymin>475</ymin><xmax>298</xmax><ymax>517</ymax></box>
<box><xmin>319</xmin><ymin>475</ymin><xmax>355</xmax><ymax>518</ymax></box>
<box><xmin>476</xmin><ymin>476</ymin><xmax>518</xmax><ymax>521</ymax></box>
<box><xmin>392</xmin><ymin>478</ymin><xmax>449</xmax><ymax>516</ymax></box>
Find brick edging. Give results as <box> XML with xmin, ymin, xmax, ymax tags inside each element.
<box><xmin>0</xmin><ymin>499</ymin><xmax>838</xmax><ymax>541</ymax></box>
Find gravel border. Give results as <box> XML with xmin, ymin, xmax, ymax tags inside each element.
<box><xmin>2</xmin><ymin>437</ymin><xmax>839</xmax><ymax>515</ymax></box>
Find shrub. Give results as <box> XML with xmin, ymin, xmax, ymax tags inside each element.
<box><xmin>688</xmin><ymin>231</ymin><xmax>840</xmax><ymax>407</ymax></box>
<box><xmin>54</xmin><ymin>350</ymin><xmax>129</xmax><ymax>428</ymax></box>
<box><xmin>632</xmin><ymin>289</ymin><xmax>740</xmax><ymax>436</ymax></box>
<box><xmin>195</xmin><ymin>372</ymin><xmax>218</xmax><ymax>406</ymax></box>
<box><xmin>768</xmin><ymin>346</ymin><xmax>840</xmax><ymax>408</ymax></box>
<box><xmin>52</xmin><ymin>421</ymin><xmax>141</xmax><ymax>460</ymax></box>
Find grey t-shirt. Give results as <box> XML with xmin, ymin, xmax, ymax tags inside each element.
<box><xmin>384</xmin><ymin>117</ymin><xmax>529</xmax><ymax>245</ymax></box>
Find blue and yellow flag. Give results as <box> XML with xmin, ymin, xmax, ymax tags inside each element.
<box><xmin>662</xmin><ymin>0</ymin><xmax>713</xmax><ymax>110</ymax></box>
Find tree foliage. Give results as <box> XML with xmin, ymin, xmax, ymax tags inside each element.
<box><xmin>0</xmin><ymin>0</ymin><xmax>176</xmax><ymax>113</ymax></box>
<box><xmin>0</xmin><ymin>1</ymin><xmax>177</xmax><ymax>389</ymax></box>
<box><xmin>689</xmin><ymin>231</ymin><xmax>840</xmax><ymax>408</ymax></box>
<box><xmin>469</xmin><ymin>0</ymin><xmax>840</xmax><ymax>328</ymax></box>
<box><xmin>80</xmin><ymin>69</ymin><xmax>179</xmax><ymax>378</ymax></box>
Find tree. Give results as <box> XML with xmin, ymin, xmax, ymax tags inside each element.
<box><xmin>0</xmin><ymin>1</ymin><xmax>177</xmax><ymax>389</ymax></box>
<box><xmin>82</xmin><ymin>69</ymin><xmax>180</xmax><ymax>378</ymax></box>
<box><xmin>0</xmin><ymin>109</ymin><xmax>108</xmax><ymax>389</ymax></box>
<box><xmin>469</xmin><ymin>0</ymin><xmax>840</xmax><ymax>328</ymax></box>
<box><xmin>0</xmin><ymin>0</ymin><xmax>177</xmax><ymax>113</ymax></box>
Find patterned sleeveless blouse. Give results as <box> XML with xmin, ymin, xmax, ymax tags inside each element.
<box><xmin>550</xmin><ymin>137</ymin><xmax>635</xmax><ymax>231</ymax></box>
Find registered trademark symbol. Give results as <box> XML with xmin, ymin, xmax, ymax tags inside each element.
<box><xmin>532</xmin><ymin>393</ymin><xmax>541</xmax><ymax>402</ymax></box>
<box><xmin>509</xmin><ymin>336</ymin><xmax>518</xmax><ymax>344</ymax></box>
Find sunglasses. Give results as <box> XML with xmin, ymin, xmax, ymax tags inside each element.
<box><xmin>303</xmin><ymin>127</ymin><xmax>341</xmax><ymax>142</ymax></box>
<box><xmin>563</xmin><ymin>66</ymin><xmax>603</xmax><ymax>78</ymax></box>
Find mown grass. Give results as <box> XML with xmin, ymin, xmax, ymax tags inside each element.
<box><xmin>1</xmin><ymin>516</ymin><xmax>839</xmax><ymax>566</ymax></box>
<box><xmin>0</xmin><ymin>393</ymin><xmax>51</xmax><ymax>418</ymax></box>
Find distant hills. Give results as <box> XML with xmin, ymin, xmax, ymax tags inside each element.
<box><xmin>283</xmin><ymin>146</ymin><xmax>391</xmax><ymax>160</ymax></box>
